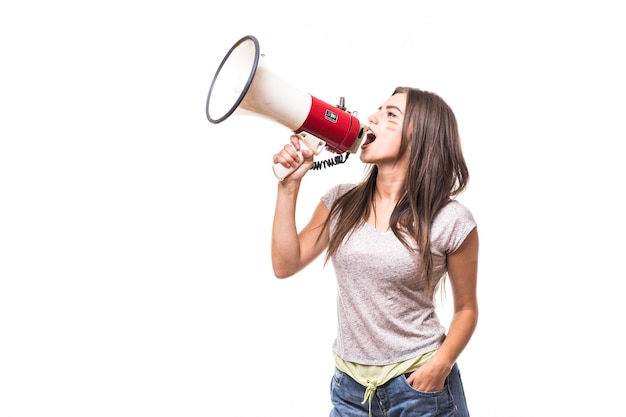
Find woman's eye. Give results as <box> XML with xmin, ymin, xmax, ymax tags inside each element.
<box><xmin>387</xmin><ymin>111</ymin><xmax>397</xmax><ymax>118</ymax></box>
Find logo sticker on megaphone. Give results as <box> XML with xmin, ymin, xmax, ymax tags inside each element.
<box><xmin>205</xmin><ymin>35</ymin><xmax>367</xmax><ymax>180</ymax></box>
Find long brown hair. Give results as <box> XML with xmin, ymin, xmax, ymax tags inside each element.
<box><xmin>323</xmin><ymin>87</ymin><xmax>469</xmax><ymax>297</ymax></box>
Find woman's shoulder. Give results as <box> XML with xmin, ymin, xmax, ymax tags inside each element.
<box><xmin>432</xmin><ymin>199</ymin><xmax>477</xmax><ymax>254</ymax></box>
<box><xmin>321</xmin><ymin>183</ymin><xmax>357</xmax><ymax>207</ymax></box>
<box><xmin>438</xmin><ymin>199</ymin><xmax>475</xmax><ymax>221</ymax></box>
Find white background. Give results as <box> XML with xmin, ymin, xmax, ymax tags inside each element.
<box><xmin>1</xmin><ymin>1</ymin><xmax>624</xmax><ymax>416</ymax></box>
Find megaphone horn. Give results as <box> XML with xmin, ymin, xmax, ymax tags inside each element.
<box><xmin>206</xmin><ymin>35</ymin><xmax>367</xmax><ymax>180</ymax></box>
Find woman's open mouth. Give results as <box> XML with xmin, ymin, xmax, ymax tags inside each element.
<box><xmin>362</xmin><ymin>132</ymin><xmax>376</xmax><ymax>148</ymax></box>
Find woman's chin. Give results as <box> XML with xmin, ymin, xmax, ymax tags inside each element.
<box><xmin>359</xmin><ymin>149</ymin><xmax>372</xmax><ymax>163</ymax></box>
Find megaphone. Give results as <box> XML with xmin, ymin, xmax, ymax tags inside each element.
<box><xmin>205</xmin><ymin>35</ymin><xmax>367</xmax><ymax>180</ymax></box>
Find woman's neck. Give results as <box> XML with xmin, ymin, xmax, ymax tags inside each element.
<box><xmin>369</xmin><ymin>175</ymin><xmax>405</xmax><ymax>231</ymax></box>
<box><xmin>374</xmin><ymin>170</ymin><xmax>405</xmax><ymax>204</ymax></box>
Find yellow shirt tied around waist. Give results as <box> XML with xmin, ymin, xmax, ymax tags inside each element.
<box><xmin>334</xmin><ymin>350</ymin><xmax>437</xmax><ymax>417</ymax></box>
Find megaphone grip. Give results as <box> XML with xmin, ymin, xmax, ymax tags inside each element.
<box><xmin>272</xmin><ymin>133</ymin><xmax>326</xmax><ymax>181</ymax></box>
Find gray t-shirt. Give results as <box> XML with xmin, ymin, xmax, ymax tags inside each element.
<box><xmin>322</xmin><ymin>183</ymin><xmax>477</xmax><ymax>365</ymax></box>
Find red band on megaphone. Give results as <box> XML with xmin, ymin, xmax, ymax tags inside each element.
<box><xmin>296</xmin><ymin>96</ymin><xmax>362</xmax><ymax>154</ymax></box>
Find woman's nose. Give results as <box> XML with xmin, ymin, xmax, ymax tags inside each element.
<box><xmin>368</xmin><ymin>112</ymin><xmax>378</xmax><ymax>124</ymax></box>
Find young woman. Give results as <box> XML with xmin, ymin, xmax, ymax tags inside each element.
<box><xmin>272</xmin><ymin>87</ymin><xmax>479</xmax><ymax>417</ymax></box>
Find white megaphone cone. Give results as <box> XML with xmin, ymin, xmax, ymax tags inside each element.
<box><xmin>205</xmin><ymin>35</ymin><xmax>366</xmax><ymax>180</ymax></box>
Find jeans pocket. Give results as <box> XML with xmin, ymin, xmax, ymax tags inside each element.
<box><xmin>331</xmin><ymin>367</ymin><xmax>345</xmax><ymax>388</ymax></box>
<box><xmin>400</xmin><ymin>374</ymin><xmax>455</xmax><ymax>414</ymax></box>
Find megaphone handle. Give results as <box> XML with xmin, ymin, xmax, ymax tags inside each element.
<box><xmin>272</xmin><ymin>133</ymin><xmax>326</xmax><ymax>181</ymax></box>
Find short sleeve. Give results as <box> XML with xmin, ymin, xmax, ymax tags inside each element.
<box><xmin>321</xmin><ymin>183</ymin><xmax>356</xmax><ymax>210</ymax></box>
<box><xmin>430</xmin><ymin>200</ymin><xmax>477</xmax><ymax>256</ymax></box>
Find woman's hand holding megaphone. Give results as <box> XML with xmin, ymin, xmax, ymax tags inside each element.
<box><xmin>272</xmin><ymin>133</ymin><xmax>326</xmax><ymax>181</ymax></box>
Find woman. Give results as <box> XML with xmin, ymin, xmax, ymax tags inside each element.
<box><xmin>272</xmin><ymin>87</ymin><xmax>479</xmax><ymax>417</ymax></box>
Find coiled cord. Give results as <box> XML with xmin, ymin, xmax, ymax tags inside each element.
<box><xmin>311</xmin><ymin>153</ymin><xmax>350</xmax><ymax>171</ymax></box>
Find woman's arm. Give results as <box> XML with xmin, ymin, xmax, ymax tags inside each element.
<box><xmin>271</xmin><ymin>135</ymin><xmax>330</xmax><ymax>278</ymax></box>
<box><xmin>407</xmin><ymin>227</ymin><xmax>479</xmax><ymax>391</ymax></box>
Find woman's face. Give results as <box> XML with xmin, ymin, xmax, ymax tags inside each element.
<box><xmin>360</xmin><ymin>93</ymin><xmax>407</xmax><ymax>165</ymax></box>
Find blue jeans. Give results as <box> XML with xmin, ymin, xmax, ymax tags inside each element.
<box><xmin>329</xmin><ymin>363</ymin><xmax>470</xmax><ymax>417</ymax></box>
